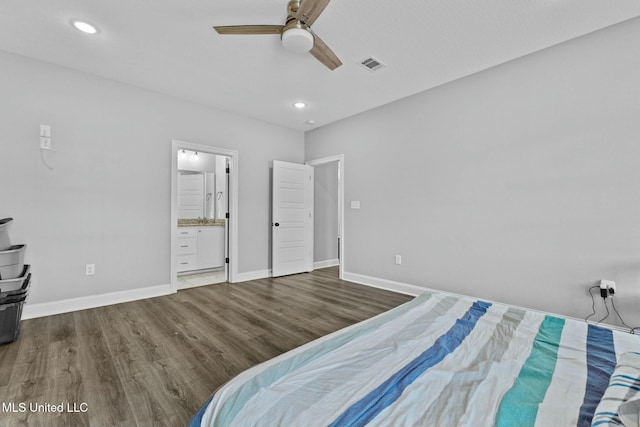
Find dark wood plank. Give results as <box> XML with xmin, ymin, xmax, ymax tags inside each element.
<box><xmin>0</xmin><ymin>333</ymin><xmax>20</xmax><ymax>387</ymax></box>
<box><xmin>0</xmin><ymin>267</ymin><xmax>412</xmax><ymax>426</ymax></box>
<box><xmin>73</xmin><ymin>309</ymin><xmax>137</xmax><ymax>427</ymax></box>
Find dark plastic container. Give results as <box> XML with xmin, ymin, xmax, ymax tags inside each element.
<box><xmin>0</xmin><ymin>296</ymin><xmax>27</xmax><ymax>344</ymax></box>
<box><xmin>0</xmin><ymin>265</ymin><xmax>30</xmax><ymax>293</ymax></box>
<box><xmin>0</xmin><ymin>292</ymin><xmax>28</xmax><ymax>305</ymax></box>
<box><xmin>0</xmin><ymin>273</ymin><xmax>30</xmax><ymax>302</ymax></box>
<box><xmin>0</xmin><ymin>272</ymin><xmax>30</xmax><ymax>345</ymax></box>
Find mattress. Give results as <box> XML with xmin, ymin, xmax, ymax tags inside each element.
<box><xmin>189</xmin><ymin>291</ymin><xmax>640</xmax><ymax>427</ymax></box>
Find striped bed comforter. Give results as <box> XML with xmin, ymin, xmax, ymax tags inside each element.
<box><xmin>189</xmin><ymin>292</ymin><xmax>640</xmax><ymax>427</ymax></box>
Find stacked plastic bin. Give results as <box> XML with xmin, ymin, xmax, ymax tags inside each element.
<box><xmin>0</xmin><ymin>218</ymin><xmax>31</xmax><ymax>344</ymax></box>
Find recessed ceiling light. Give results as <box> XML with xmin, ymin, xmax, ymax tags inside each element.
<box><xmin>71</xmin><ymin>20</ymin><xmax>98</xmax><ymax>34</ymax></box>
<box><xmin>306</xmin><ymin>120</ymin><xmax>316</xmax><ymax>125</ymax></box>
<box><xmin>293</xmin><ymin>102</ymin><xmax>306</xmax><ymax>109</ymax></box>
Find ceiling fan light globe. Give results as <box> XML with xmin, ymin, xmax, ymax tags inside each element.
<box><xmin>281</xmin><ymin>28</ymin><xmax>314</xmax><ymax>53</ymax></box>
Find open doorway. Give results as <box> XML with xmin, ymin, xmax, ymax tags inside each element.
<box><xmin>170</xmin><ymin>140</ymin><xmax>239</xmax><ymax>292</ymax></box>
<box><xmin>306</xmin><ymin>155</ymin><xmax>344</xmax><ymax>280</ymax></box>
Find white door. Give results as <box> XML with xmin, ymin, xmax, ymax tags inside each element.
<box><xmin>272</xmin><ymin>160</ymin><xmax>314</xmax><ymax>277</ymax></box>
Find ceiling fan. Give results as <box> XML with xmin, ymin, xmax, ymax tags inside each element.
<box><xmin>213</xmin><ymin>0</ymin><xmax>342</xmax><ymax>70</ymax></box>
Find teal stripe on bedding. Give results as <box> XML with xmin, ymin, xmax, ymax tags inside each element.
<box><xmin>212</xmin><ymin>292</ymin><xmax>435</xmax><ymax>426</ymax></box>
<box><xmin>415</xmin><ymin>307</ymin><xmax>526</xmax><ymax>426</ymax></box>
<box><xmin>494</xmin><ymin>315</ymin><xmax>565</xmax><ymax>427</ymax></box>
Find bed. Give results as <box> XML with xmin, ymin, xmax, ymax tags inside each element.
<box><xmin>188</xmin><ymin>291</ymin><xmax>640</xmax><ymax>427</ymax></box>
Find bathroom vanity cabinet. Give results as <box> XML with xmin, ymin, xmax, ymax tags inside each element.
<box><xmin>176</xmin><ymin>226</ymin><xmax>225</xmax><ymax>273</ymax></box>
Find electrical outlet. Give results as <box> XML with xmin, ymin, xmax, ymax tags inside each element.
<box><xmin>395</xmin><ymin>255</ymin><xmax>402</xmax><ymax>265</ymax></box>
<box><xmin>599</xmin><ymin>280</ymin><xmax>616</xmax><ymax>297</ymax></box>
<box><xmin>40</xmin><ymin>124</ymin><xmax>52</xmax><ymax>150</ymax></box>
<box><xmin>85</xmin><ymin>264</ymin><xmax>95</xmax><ymax>275</ymax></box>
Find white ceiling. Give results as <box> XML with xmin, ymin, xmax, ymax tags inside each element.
<box><xmin>1</xmin><ymin>1</ymin><xmax>639</xmax><ymax>132</ymax></box>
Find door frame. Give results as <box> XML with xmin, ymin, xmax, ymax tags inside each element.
<box><xmin>305</xmin><ymin>154</ymin><xmax>344</xmax><ymax>280</ymax></box>
<box><xmin>170</xmin><ymin>140</ymin><xmax>239</xmax><ymax>291</ymax></box>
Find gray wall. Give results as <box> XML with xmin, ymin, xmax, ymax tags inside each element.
<box><xmin>305</xmin><ymin>17</ymin><xmax>640</xmax><ymax>328</ymax></box>
<box><xmin>0</xmin><ymin>51</ymin><xmax>304</xmax><ymax>305</ymax></box>
<box><xmin>313</xmin><ymin>161</ymin><xmax>339</xmax><ymax>264</ymax></box>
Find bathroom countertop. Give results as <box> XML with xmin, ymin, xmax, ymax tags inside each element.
<box><xmin>178</xmin><ymin>219</ymin><xmax>225</xmax><ymax>227</ymax></box>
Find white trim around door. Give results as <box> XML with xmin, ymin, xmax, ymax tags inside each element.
<box><xmin>170</xmin><ymin>140</ymin><xmax>239</xmax><ymax>292</ymax></box>
<box><xmin>306</xmin><ymin>154</ymin><xmax>345</xmax><ymax>281</ymax></box>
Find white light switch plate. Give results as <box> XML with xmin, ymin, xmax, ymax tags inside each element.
<box><xmin>350</xmin><ymin>201</ymin><xmax>361</xmax><ymax>209</ymax></box>
<box><xmin>40</xmin><ymin>124</ymin><xmax>51</xmax><ymax>137</ymax></box>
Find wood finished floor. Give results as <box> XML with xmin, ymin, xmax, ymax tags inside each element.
<box><xmin>0</xmin><ymin>267</ymin><xmax>412</xmax><ymax>427</ymax></box>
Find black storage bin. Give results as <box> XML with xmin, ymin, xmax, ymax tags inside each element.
<box><xmin>0</xmin><ymin>272</ymin><xmax>30</xmax><ymax>300</ymax></box>
<box><xmin>0</xmin><ymin>296</ymin><xmax>27</xmax><ymax>344</ymax></box>
<box><xmin>0</xmin><ymin>218</ymin><xmax>29</xmax><ymax>344</ymax></box>
<box><xmin>0</xmin><ymin>273</ymin><xmax>30</xmax><ymax>345</ymax></box>
<box><xmin>0</xmin><ymin>292</ymin><xmax>28</xmax><ymax>305</ymax></box>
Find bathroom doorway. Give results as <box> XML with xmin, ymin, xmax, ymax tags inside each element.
<box><xmin>170</xmin><ymin>141</ymin><xmax>239</xmax><ymax>292</ymax></box>
<box><xmin>306</xmin><ymin>154</ymin><xmax>344</xmax><ymax>280</ymax></box>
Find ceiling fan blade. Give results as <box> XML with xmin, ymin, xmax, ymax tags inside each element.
<box><xmin>296</xmin><ymin>0</ymin><xmax>331</xmax><ymax>26</ymax></box>
<box><xmin>310</xmin><ymin>32</ymin><xmax>342</xmax><ymax>70</ymax></box>
<box><xmin>214</xmin><ymin>25</ymin><xmax>284</xmax><ymax>35</ymax></box>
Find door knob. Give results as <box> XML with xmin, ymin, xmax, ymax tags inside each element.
<box><xmin>274</xmin><ymin>222</ymin><xmax>280</xmax><ymax>227</ymax></box>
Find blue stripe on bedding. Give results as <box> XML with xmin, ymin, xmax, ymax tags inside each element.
<box><xmin>188</xmin><ymin>395</ymin><xmax>214</xmax><ymax>427</ymax></box>
<box><xmin>495</xmin><ymin>315</ymin><xmax>565</xmax><ymax>427</ymax></box>
<box><xmin>613</xmin><ymin>374</ymin><xmax>640</xmax><ymax>382</ymax></box>
<box><xmin>329</xmin><ymin>300</ymin><xmax>491</xmax><ymax>427</ymax></box>
<box><xmin>609</xmin><ymin>383</ymin><xmax>640</xmax><ymax>391</ymax></box>
<box><xmin>195</xmin><ymin>292</ymin><xmax>435</xmax><ymax>427</ymax></box>
<box><xmin>578</xmin><ymin>325</ymin><xmax>616</xmax><ymax>426</ymax></box>
<box><xmin>592</xmin><ymin>420</ymin><xmax>624</xmax><ymax>427</ymax></box>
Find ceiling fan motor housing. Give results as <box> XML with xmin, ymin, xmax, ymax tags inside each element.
<box><xmin>282</xmin><ymin>1</ymin><xmax>314</xmax><ymax>53</ymax></box>
<box><xmin>281</xmin><ymin>27</ymin><xmax>314</xmax><ymax>53</ymax></box>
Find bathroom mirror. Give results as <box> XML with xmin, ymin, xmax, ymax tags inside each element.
<box><xmin>177</xmin><ymin>150</ymin><xmax>227</xmax><ymax>220</ymax></box>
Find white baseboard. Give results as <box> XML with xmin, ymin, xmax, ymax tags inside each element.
<box><xmin>234</xmin><ymin>263</ymin><xmax>339</xmax><ymax>282</ymax></box>
<box><xmin>341</xmin><ymin>272</ymin><xmax>426</xmax><ymax>297</ymax></box>
<box><xmin>234</xmin><ymin>269</ymin><xmax>271</xmax><ymax>283</ymax></box>
<box><xmin>314</xmin><ymin>259</ymin><xmax>340</xmax><ymax>269</ymax></box>
<box><xmin>341</xmin><ymin>271</ymin><xmax>633</xmax><ymax>334</ymax></box>
<box><xmin>22</xmin><ymin>284</ymin><xmax>173</xmax><ymax>320</ymax></box>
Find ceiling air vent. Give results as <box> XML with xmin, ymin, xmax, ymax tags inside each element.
<box><xmin>360</xmin><ymin>57</ymin><xmax>385</xmax><ymax>72</ymax></box>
